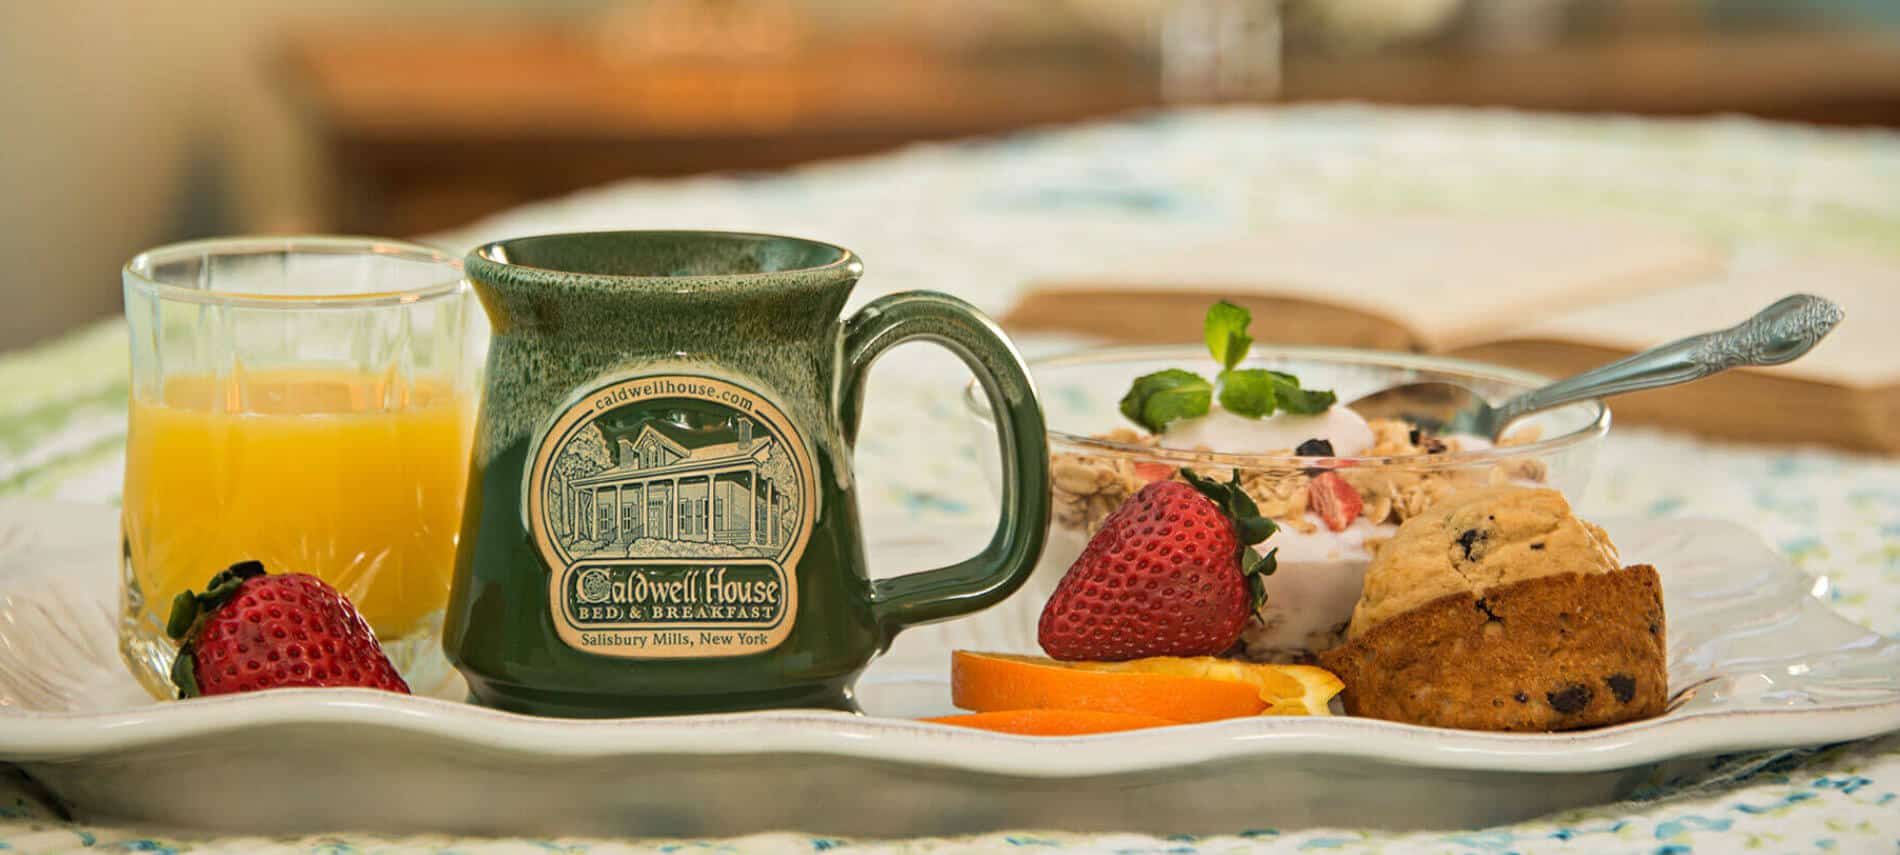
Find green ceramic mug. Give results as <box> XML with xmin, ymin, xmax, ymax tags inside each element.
<box><xmin>446</xmin><ymin>230</ymin><xmax>1050</xmax><ymax>717</ymax></box>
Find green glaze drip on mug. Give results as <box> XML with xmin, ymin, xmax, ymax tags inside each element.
<box><xmin>447</xmin><ymin>231</ymin><xmax>1050</xmax><ymax>718</ymax></box>
<box><xmin>469</xmin><ymin>232</ymin><xmax>854</xmax><ymax>463</ymax></box>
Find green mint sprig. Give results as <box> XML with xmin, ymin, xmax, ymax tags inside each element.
<box><xmin>1118</xmin><ymin>369</ymin><xmax>1212</xmax><ymax>435</ymax></box>
<box><xmin>1119</xmin><ymin>301</ymin><xmax>1337</xmax><ymax>433</ymax></box>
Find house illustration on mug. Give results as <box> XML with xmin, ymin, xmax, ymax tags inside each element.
<box><xmin>549</xmin><ymin>415</ymin><xmax>797</xmax><ymax>556</ymax></box>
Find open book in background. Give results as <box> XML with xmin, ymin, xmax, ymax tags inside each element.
<box><xmin>1002</xmin><ymin>218</ymin><xmax>1899</xmax><ymax>453</ymax></box>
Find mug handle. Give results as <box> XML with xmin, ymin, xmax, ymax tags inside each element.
<box><xmin>839</xmin><ymin>291</ymin><xmax>1051</xmax><ymax>643</ymax></box>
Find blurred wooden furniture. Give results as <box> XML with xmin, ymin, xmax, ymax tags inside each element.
<box><xmin>280</xmin><ymin>28</ymin><xmax>1156</xmax><ymax>237</ymax></box>
<box><xmin>1286</xmin><ymin>30</ymin><xmax>1900</xmax><ymax>124</ymax></box>
<box><xmin>283</xmin><ymin>26</ymin><xmax>1900</xmax><ymax>236</ymax></box>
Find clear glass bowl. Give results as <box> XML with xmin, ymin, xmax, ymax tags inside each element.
<box><xmin>964</xmin><ymin>345</ymin><xmax>1609</xmax><ymax>660</ymax></box>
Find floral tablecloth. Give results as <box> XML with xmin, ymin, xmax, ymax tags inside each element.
<box><xmin>4</xmin><ymin>105</ymin><xmax>1899</xmax><ymax>853</ymax></box>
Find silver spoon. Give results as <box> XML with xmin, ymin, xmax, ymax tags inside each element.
<box><xmin>1346</xmin><ymin>294</ymin><xmax>1845</xmax><ymax>440</ymax></box>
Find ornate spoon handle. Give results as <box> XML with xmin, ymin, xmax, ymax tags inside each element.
<box><xmin>1491</xmin><ymin>294</ymin><xmax>1844</xmax><ymax>434</ymax></box>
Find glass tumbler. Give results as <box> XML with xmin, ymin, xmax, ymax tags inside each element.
<box><xmin>119</xmin><ymin>237</ymin><xmax>484</xmax><ymax>698</ymax></box>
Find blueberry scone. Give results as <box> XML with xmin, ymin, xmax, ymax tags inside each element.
<box><xmin>1319</xmin><ymin>486</ymin><xmax>1667</xmax><ymax>731</ymax></box>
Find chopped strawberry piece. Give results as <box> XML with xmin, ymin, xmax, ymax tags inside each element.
<box><xmin>1132</xmin><ymin>461</ymin><xmax>1175</xmax><ymax>483</ymax></box>
<box><xmin>1308</xmin><ymin>471</ymin><xmax>1362</xmax><ymax>532</ymax></box>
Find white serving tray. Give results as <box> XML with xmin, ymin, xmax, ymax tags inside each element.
<box><xmin>1</xmin><ymin>498</ymin><xmax>1895</xmax><ymax>837</ymax></box>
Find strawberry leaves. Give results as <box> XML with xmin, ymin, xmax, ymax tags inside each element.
<box><xmin>1181</xmin><ymin>468</ymin><xmax>1276</xmax><ymax>548</ymax></box>
<box><xmin>166</xmin><ymin>560</ymin><xmax>266</xmax><ymax>641</ymax></box>
<box><xmin>167</xmin><ymin>560</ymin><xmax>267</xmax><ymax>699</ymax></box>
<box><xmin>1180</xmin><ymin>468</ymin><xmax>1280</xmax><ymax>611</ymax></box>
<box><xmin>1247</xmin><ymin>547</ymin><xmax>1278</xmax><ymax>614</ymax></box>
<box><xmin>171</xmin><ymin>648</ymin><xmax>201</xmax><ymax>698</ymax></box>
<box><xmin>1121</xmin><ymin>301</ymin><xmax>1336</xmax><ymax>432</ymax></box>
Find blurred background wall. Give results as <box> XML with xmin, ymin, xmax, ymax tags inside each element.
<box><xmin>0</xmin><ymin>0</ymin><xmax>606</xmax><ymax>350</ymax></box>
<box><xmin>2</xmin><ymin>0</ymin><xmax>1897</xmax><ymax>351</ymax></box>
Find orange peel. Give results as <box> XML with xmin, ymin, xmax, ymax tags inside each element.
<box><xmin>951</xmin><ymin>651</ymin><xmax>1343</xmax><ymax>722</ymax></box>
<box><xmin>951</xmin><ymin>651</ymin><xmax>1267</xmax><ymax>723</ymax></box>
<box><xmin>921</xmin><ymin>709</ymin><xmax>1178</xmax><ymax>735</ymax></box>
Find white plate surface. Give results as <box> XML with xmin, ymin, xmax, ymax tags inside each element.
<box><xmin>1</xmin><ymin>499</ymin><xmax>1896</xmax><ymax>836</ymax></box>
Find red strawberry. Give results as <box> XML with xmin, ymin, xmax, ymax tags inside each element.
<box><xmin>1038</xmin><ymin>470</ymin><xmax>1278</xmax><ymax>661</ymax></box>
<box><xmin>165</xmin><ymin>561</ymin><xmax>410</xmax><ymax>697</ymax></box>
<box><xmin>1308</xmin><ymin>471</ymin><xmax>1362</xmax><ymax>532</ymax></box>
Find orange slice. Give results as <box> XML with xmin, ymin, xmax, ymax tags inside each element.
<box><xmin>951</xmin><ymin>651</ymin><xmax>1267</xmax><ymax>723</ymax></box>
<box><xmin>1068</xmin><ymin>657</ymin><xmax>1344</xmax><ymax>716</ymax></box>
<box><xmin>921</xmin><ymin>709</ymin><xmax>1178</xmax><ymax>735</ymax></box>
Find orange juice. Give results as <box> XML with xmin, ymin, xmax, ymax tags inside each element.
<box><xmin>122</xmin><ymin>370</ymin><xmax>474</xmax><ymax>639</ymax></box>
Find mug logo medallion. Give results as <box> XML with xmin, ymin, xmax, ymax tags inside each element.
<box><xmin>526</xmin><ymin>374</ymin><xmax>817</xmax><ymax>658</ymax></box>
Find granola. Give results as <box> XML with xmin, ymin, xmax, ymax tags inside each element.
<box><xmin>1049</xmin><ymin>420</ymin><xmax>1550</xmax><ymax>535</ymax></box>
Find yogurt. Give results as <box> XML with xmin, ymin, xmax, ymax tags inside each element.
<box><xmin>1241</xmin><ymin>516</ymin><xmax>1394</xmax><ymax>660</ymax></box>
<box><xmin>1160</xmin><ymin>404</ymin><xmax>1375</xmax><ymax>457</ymax></box>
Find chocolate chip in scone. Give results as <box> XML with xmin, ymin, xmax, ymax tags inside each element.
<box><xmin>1530</xmin><ymin>542</ymin><xmax>1546</xmax><ymax>551</ymax></box>
<box><xmin>1648</xmin><ymin>621</ymin><xmax>1661</xmax><ymax>636</ymax></box>
<box><xmin>1514</xmin><ymin>691</ymin><xmax>1529</xmax><ymax>704</ymax></box>
<box><xmin>1547</xmin><ymin>684</ymin><xmax>1594</xmax><ymax>714</ymax></box>
<box><xmin>1606</xmin><ymin>674</ymin><xmax>1637</xmax><ymax>704</ymax></box>
<box><xmin>1456</xmin><ymin>528</ymin><xmax>1487</xmax><ymax>561</ymax></box>
<box><xmin>1295</xmin><ymin>438</ymin><xmax>1335</xmax><ymax>457</ymax></box>
<box><xmin>1474</xmin><ymin>597</ymin><xmax>1503</xmax><ymax>623</ymax></box>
